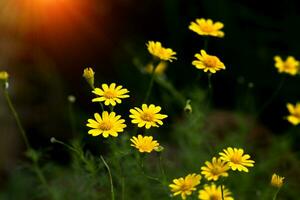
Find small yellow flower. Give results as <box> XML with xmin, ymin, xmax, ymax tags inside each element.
<box><xmin>198</xmin><ymin>184</ymin><xmax>234</xmax><ymax>200</ymax></box>
<box><xmin>86</xmin><ymin>111</ymin><xmax>126</xmax><ymax>138</ymax></box>
<box><xmin>219</xmin><ymin>147</ymin><xmax>254</xmax><ymax>172</ymax></box>
<box><xmin>130</xmin><ymin>135</ymin><xmax>159</xmax><ymax>153</ymax></box>
<box><xmin>189</xmin><ymin>18</ymin><xmax>224</xmax><ymax>38</ymax></box>
<box><xmin>274</xmin><ymin>56</ymin><xmax>299</xmax><ymax>75</ymax></box>
<box><xmin>92</xmin><ymin>83</ymin><xmax>129</xmax><ymax>106</ymax></box>
<box><xmin>201</xmin><ymin>157</ymin><xmax>230</xmax><ymax>181</ymax></box>
<box><xmin>271</xmin><ymin>173</ymin><xmax>285</xmax><ymax>188</ymax></box>
<box><xmin>83</xmin><ymin>68</ymin><xmax>95</xmax><ymax>88</ymax></box>
<box><xmin>192</xmin><ymin>50</ymin><xmax>225</xmax><ymax>73</ymax></box>
<box><xmin>286</xmin><ymin>103</ymin><xmax>300</xmax><ymax>125</ymax></box>
<box><xmin>169</xmin><ymin>173</ymin><xmax>201</xmax><ymax>200</ymax></box>
<box><xmin>146</xmin><ymin>41</ymin><xmax>177</xmax><ymax>62</ymax></box>
<box><xmin>129</xmin><ymin>104</ymin><xmax>168</xmax><ymax>129</ymax></box>
<box><xmin>145</xmin><ymin>61</ymin><xmax>168</xmax><ymax>75</ymax></box>
<box><xmin>0</xmin><ymin>71</ymin><xmax>9</xmax><ymax>82</ymax></box>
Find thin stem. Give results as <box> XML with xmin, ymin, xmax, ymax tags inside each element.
<box><xmin>138</xmin><ymin>154</ymin><xmax>161</xmax><ymax>183</ymax></box>
<box><xmin>144</xmin><ymin>62</ymin><xmax>158</xmax><ymax>103</ymax></box>
<box><xmin>204</xmin><ymin>37</ymin><xmax>209</xmax><ymax>51</ymax></box>
<box><xmin>3</xmin><ymin>89</ymin><xmax>31</xmax><ymax>149</ymax></box>
<box><xmin>68</xmin><ymin>100</ymin><xmax>76</xmax><ymax>136</ymax></box>
<box><xmin>2</xmin><ymin>87</ymin><xmax>54</xmax><ymax>199</ymax></box>
<box><xmin>257</xmin><ymin>76</ymin><xmax>286</xmax><ymax>117</ymax></box>
<box><xmin>121</xmin><ymin>176</ymin><xmax>125</xmax><ymax>200</ymax></box>
<box><xmin>220</xmin><ymin>184</ymin><xmax>225</xmax><ymax>200</ymax></box>
<box><xmin>207</xmin><ymin>73</ymin><xmax>213</xmax><ymax>108</ymax></box>
<box><xmin>159</xmin><ymin>153</ymin><xmax>167</xmax><ymax>184</ymax></box>
<box><xmin>272</xmin><ymin>188</ymin><xmax>280</xmax><ymax>200</ymax></box>
<box><xmin>100</xmin><ymin>155</ymin><xmax>115</xmax><ymax>200</ymax></box>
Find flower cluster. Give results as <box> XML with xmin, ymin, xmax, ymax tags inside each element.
<box><xmin>169</xmin><ymin>147</ymin><xmax>254</xmax><ymax>199</ymax></box>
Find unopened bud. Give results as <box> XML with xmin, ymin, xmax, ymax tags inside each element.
<box><xmin>184</xmin><ymin>99</ymin><xmax>192</xmax><ymax>113</ymax></box>
<box><xmin>83</xmin><ymin>67</ymin><xmax>95</xmax><ymax>88</ymax></box>
<box><xmin>0</xmin><ymin>71</ymin><xmax>9</xmax><ymax>83</ymax></box>
<box><xmin>154</xmin><ymin>145</ymin><xmax>164</xmax><ymax>152</ymax></box>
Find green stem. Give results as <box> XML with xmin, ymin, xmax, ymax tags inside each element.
<box><xmin>220</xmin><ymin>184</ymin><xmax>225</xmax><ymax>200</ymax></box>
<box><xmin>2</xmin><ymin>87</ymin><xmax>54</xmax><ymax>199</ymax></box>
<box><xmin>257</xmin><ymin>76</ymin><xmax>286</xmax><ymax>117</ymax></box>
<box><xmin>100</xmin><ymin>155</ymin><xmax>115</xmax><ymax>200</ymax></box>
<box><xmin>204</xmin><ymin>37</ymin><xmax>209</xmax><ymax>51</ymax></box>
<box><xmin>3</xmin><ymin>89</ymin><xmax>31</xmax><ymax>149</ymax></box>
<box><xmin>272</xmin><ymin>188</ymin><xmax>280</xmax><ymax>200</ymax></box>
<box><xmin>144</xmin><ymin>62</ymin><xmax>158</xmax><ymax>103</ymax></box>
<box><xmin>207</xmin><ymin>73</ymin><xmax>213</xmax><ymax>108</ymax></box>
<box><xmin>68</xmin><ymin>99</ymin><xmax>76</xmax><ymax>136</ymax></box>
<box><xmin>159</xmin><ymin>153</ymin><xmax>167</xmax><ymax>184</ymax></box>
<box><xmin>138</xmin><ymin>154</ymin><xmax>161</xmax><ymax>183</ymax></box>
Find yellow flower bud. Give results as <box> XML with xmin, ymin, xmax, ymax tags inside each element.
<box><xmin>0</xmin><ymin>71</ymin><xmax>9</xmax><ymax>82</ymax></box>
<box><xmin>271</xmin><ymin>173</ymin><xmax>284</xmax><ymax>188</ymax></box>
<box><xmin>83</xmin><ymin>68</ymin><xmax>95</xmax><ymax>88</ymax></box>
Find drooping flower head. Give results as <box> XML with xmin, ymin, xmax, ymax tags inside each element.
<box><xmin>201</xmin><ymin>157</ymin><xmax>230</xmax><ymax>181</ymax></box>
<box><xmin>189</xmin><ymin>18</ymin><xmax>224</xmax><ymax>38</ymax></box>
<box><xmin>83</xmin><ymin>67</ymin><xmax>95</xmax><ymax>88</ymax></box>
<box><xmin>130</xmin><ymin>135</ymin><xmax>159</xmax><ymax>153</ymax></box>
<box><xmin>169</xmin><ymin>173</ymin><xmax>201</xmax><ymax>200</ymax></box>
<box><xmin>198</xmin><ymin>184</ymin><xmax>234</xmax><ymax>200</ymax></box>
<box><xmin>271</xmin><ymin>173</ymin><xmax>285</xmax><ymax>188</ymax></box>
<box><xmin>274</xmin><ymin>56</ymin><xmax>299</xmax><ymax>76</ymax></box>
<box><xmin>192</xmin><ymin>50</ymin><xmax>225</xmax><ymax>74</ymax></box>
<box><xmin>92</xmin><ymin>83</ymin><xmax>129</xmax><ymax>106</ymax></box>
<box><xmin>146</xmin><ymin>41</ymin><xmax>177</xmax><ymax>62</ymax></box>
<box><xmin>129</xmin><ymin>104</ymin><xmax>168</xmax><ymax>129</ymax></box>
<box><xmin>219</xmin><ymin>147</ymin><xmax>255</xmax><ymax>172</ymax></box>
<box><xmin>286</xmin><ymin>103</ymin><xmax>300</xmax><ymax>125</ymax></box>
<box><xmin>86</xmin><ymin>111</ymin><xmax>126</xmax><ymax>138</ymax></box>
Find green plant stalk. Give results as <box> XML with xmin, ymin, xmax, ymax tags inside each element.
<box><xmin>68</xmin><ymin>101</ymin><xmax>76</xmax><ymax>136</ymax></box>
<box><xmin>144</xmin><ymin>62</ymin><xmax>158</xmax><ymax>103</ymax></box>
<box><xmin>204</xmin><ymin>37</ymin><xmax>209</xmax><ymax>51</ymax></box>
<box><xmin>138</xmin><ymin>154</ymin><xmax>161</xmax><ymax>183</ymax></box>
<box><xmin>221</xmin><ymin>184</ymin><xmax>225</xmax><ymax>200</ymax></box>
<box><xmin>272</xmin><ymin>188</ymin><xmax>280</xmax><ymax>200</ymax></box>
<box><xmin>2</xmin><ymin>87</ymin><xmax>54</xmax><ymax>198</ymax></box>
<box><xmin>207</xmin><ymin>73</ymin><xmax>213</xmax><ymax>108</ymax></box>
<box><xmin>3</xmin><ymin>89</ymin><xmax>31</xmax><ymax>149</ymax></box>
<box><xmin>100</xmin><ymin>155</ymin><xmax>115</xmax><ymax>200</ymax></box>
<box><xmin>159</xmin><ymin>153</ymin><xmax>167</xmax><ymax>185</ymax></box>
<box><xmin>257</xmin><ymin>76</ymin><xmax>286</xmax><ymax>117</ymax></box>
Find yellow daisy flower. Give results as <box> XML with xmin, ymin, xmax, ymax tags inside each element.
<box><xmin>271</xmin><ymin>173</ymin><xmax>285</xmax><ymax>188</ymax></box>
<box><xmin>146</xmin><ymin>41</ymin><xmax>177</xmax><ymax>62</ymax></box>
<box><xmin>145</xmin><ymin>61</ymin><xmax>168</xmax><ymax>75</ymax></box>
<box><xmin>0</xmin><ymin>71</ymin><xmax>9</xmax><ymax>82</ymax></box>
<box><xmin>201</xmin><ymin>157</ymin><xmax>230</xmax><ymax>181</ymax></box>
<box><xmin>219</xmin><ymin>147</ymin><xmax>254</xmax><ymax>172</ymax></box>
<box><xmin>130</xmin><ymin>134</ymin><xmax>159</xmax><ymax>153</ymax></box>
<box><xmin>189</xmin><ymin>18</ymin><xmax>224</xmax><ymax>38</ymax></box>
<box><xmin>86</xmin><ymin>111</ymin><xmax>126</xmax><ymax>138</ymax></box>
<box><xmin>286</xmin><ymin>103</ymin><xmax>300</xmax><ymax>125</ymax></box>
<box><xmin>169</xmin><ymin>173</ymin><xmax>201</xmax><ymax>200</ymax></box>
<box><xmin>192</xmin><ymin>50</ymin><xmax>225</xmax><ymax>73</ymax></box>
<box><xmin>92</xmin><ymin>83</ymin><xmax>129</xmax><ymax>106</ymax></box>
<box><xmin>198</xmin><ymin>184</ymin><xmax>234</xmax><ymax>200</ymax></box>
<box><xmin>129</xmin><ymin>104</ymin><xmax>168</xmax><ymax>129</ymax></box>
<box><xmin>274</xmin><ymin>56</ymin><xmax>299</xmax><ymax>76</ymax></box>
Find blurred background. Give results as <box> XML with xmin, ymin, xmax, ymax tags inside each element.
<box><xmin>1</xmin><ymin>0</ymin><xmax>300</xmax><ymax>199</ymax></box>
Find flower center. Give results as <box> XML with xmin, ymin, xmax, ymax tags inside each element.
<box><xmin>211</xmin><ymin>167</ymin><xmax>221</xmax><ymax>175</ymax></box>
<box><xmin>230</xmin><ymin>154</ymin><xmax>241</xmax><ymax>164</ymax></box>
<box><xmin>141</xmin><ymin>112</ymin><xmax>154</xmax><ymax>122</ymax></box>
<box><xmin>104</xmin><ymin>90</ymin><xmax>116</xmax><ymax>99</ymax></box>
<box><xmin>209</xmin><ymin>194</ymin><xmax>220</xmax><ymax>200</ymax></box>
<box><xmin>201</xmin><ymin>24</ymin><xmax>214</xmax><ymax>33</ymax></box>
<box><xmin>99</xmin><ymin>121</ymin><xmax>112</xmax><ymax>131</ymax></box>
<box><xmin>180</xmin><ymin>183</ymin><xmax>191</xmax><ymax>192</ymax></box>
<box><xmin>204</xmin><ymin>57</ymin><xmax>218</xmax><ymax>69</ymax></box>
